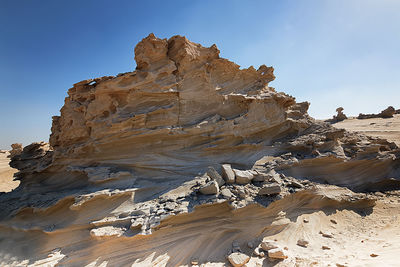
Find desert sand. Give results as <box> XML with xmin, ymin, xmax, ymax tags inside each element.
<box><xmin>0</xmin><ymin>34</ymin><xmax>399</xmax><ymax>267</ymax></box>
<box><xmin>0</xmin><ymin>152</ymin><xmax>19</xmax><ymax>192</ymax></box>
<box><xmin>335</xmin><ymin>114</ymin><xmax>400</xmax><ymax>146</ymax></box>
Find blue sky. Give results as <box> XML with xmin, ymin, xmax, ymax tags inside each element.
<box><xmin>1</xmin><ymin>0</ymin><xmax>399</xmax><ymax>149</ymax></box>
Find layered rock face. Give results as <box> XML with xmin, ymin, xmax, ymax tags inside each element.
<box><xmin>1</xmin><ymin>34</ymin><xmax>400</xmax><ymax>266</ymax></box>
<box><xmin>48</xmin><ymin>34</ymin><xmax>309</xmax><ymax>178</ymax></box>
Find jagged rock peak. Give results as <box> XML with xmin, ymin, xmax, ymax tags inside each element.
<box><xmin>134</xmin><ymin>33</ymin><xmax>275</xmax><ymax>82</ymax></box>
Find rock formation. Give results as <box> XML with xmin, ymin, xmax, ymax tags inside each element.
<box><xmin>7</xmin><ymin>143</ymin><xmax>22</xmax><ymax>158</ymax></box>
<box><xmin>326</xmin><ymin>107</ymin><xmax>347</xmax><ymax>123</ymax></box>
<box><xmin>358</xmin><ymin>106</ymin><xmax>396</xmax><ymax>119</ymax></box>
<box><xmin>1</xmin><ymin>34</ymin><xmax>400</xmax><ymax>266</ymax></box>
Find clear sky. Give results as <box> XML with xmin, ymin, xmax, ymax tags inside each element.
<box><xmin>1</xmin><ymin>0</ymin><xmax>399</xmax><ymax>149</ymax></box>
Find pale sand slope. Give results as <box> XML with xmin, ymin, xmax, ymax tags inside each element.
<box><xmin>334</xmin><ymin>114</ymin><xmax>400</xmax><ymax>146</ymax></box>
<box><xmin>257</xmin><ymin>195</ymin><xmax>400</xmax><ymax>267</ymax></box>
<box><xmin>0</xmin><ymin>152</ymin><xmax>19</xmax><ymax>192</ymax></box>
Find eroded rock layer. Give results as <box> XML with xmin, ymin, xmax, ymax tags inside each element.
<box><xmin>1</xmin><ymin>34</ymin><xmax>400</xmax><ymax>266</ymax></box>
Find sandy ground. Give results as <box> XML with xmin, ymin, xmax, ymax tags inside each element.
<box><xmin>0</xmin><ymin>152</ymin><xmax>19</xmax><ymax>192</ymax></box>
<box><xmin>334</xmin><ymin>114</ymin><xmax>400</xmax><ymax>146</ymax></box>
<box><xmin>259</xmin><ymin>195</ymin><xmax>400</xmax><ymax>267</ymax></box>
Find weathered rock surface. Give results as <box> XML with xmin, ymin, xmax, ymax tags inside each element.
<box><xmin>199</xmin><ymin>180</ymin><xmax>219</xmax><ymax>195</ymax></box>
<box><xmin>297</xmin><ymin>239</ymin><xmax>309</xmax><ymax>247</ymax></box>
<box><xmin>207</xmin><ymin>167</ymin><xmax>225</xmax><ymax>187</ymax></box>
<box><xmin>258</xmin><ymin>183</ymin><xmax>281</xmax><ymax>195</ymax></box>
<box><xmin>222</xmin><ymin>164</ymin><xmax>235</xmax><ymax>184</ymax></box>
<box><xmin>0</xmin><ymin>34</ymin><xmax>399</xmax><ymax>267</ymax></box>
<box><xmin>227</xmin><ymin>252</ymin><xmax>250</xmax><ymax>267</ymax></box>
<box><xmin>358</xmin><ymin>106</ymin><xmax>396</xmax><ymax>119</ymax></box>
<box><xmin>268</xmin><ymin>247</ymin><xmax>288</xmax><ymax>260</ymax></box>
<box><xmin>326</xmin><ymin>107</ymin><xmax>347</xmax><ymax>123</ymax></box>
<box><xmin>261</xmin><ymin>240</ymin><xmax>279</xmax><ymax>251</ymax></box>
<box><xmin>234</xmin><ymin>169</ymin><xmax>254</xmax><ymax>184</ymax></box>
<box><xmin>8</xmin><ymin>143</ymin><xmax>22</xmax><ymax>158</ymax></box>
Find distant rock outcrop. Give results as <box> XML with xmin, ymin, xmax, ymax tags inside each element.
<box><xmin>358</xmin><ymin>106</ymin><xmax>396</xmax><ymax>119</ymax></box>
<box><xmin>7</xmin><ymin>143</ymin><xmax>22</xmax><ymax>158</ymax></box>
<box><xmin>326</xmin><ymin>107</ymin><xmax>347</xmax><ymax>123</ymax></box>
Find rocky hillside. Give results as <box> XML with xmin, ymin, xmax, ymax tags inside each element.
<box><xmin>1</xmin><ymin>34</ymin><xmax>400</xmax><ymax>266</ymax></box>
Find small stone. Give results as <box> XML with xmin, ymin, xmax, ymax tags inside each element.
<box><xmin>268</xmin><ymin>247</ymin><xmax>288</xmax><ymax>260</ymax></box>
<box><xmin>252</xmin><ymin>171</ymin><xmax>269</xmax><ymax>182</ymax></box>
<box><xmin>90</xmin><ymin>226</ymin><xmax>125</xmax><ymax>239</ymax></box>
<box><xmin>297</xmin><ymin>239</ymin><xmax>309</xmax><ymax>248</ymax></box>
<box><xmin>260</xmin><ymin>240</ymin><xmax>278</xmax><ymax>251</ymax></box>
<box><xmin>199</xmin><ymin>180</ymin><xmax>219</xmax><ymax>195</ymax></box>
<box><xmin>330</xmin><ymin>219</ymin><xmax>337</xmax><ymax>224</ymax></box>
<box><xmin>191</xmin><ymin>258</ymin><xmax>199</xmax><ymax>265</ymax></box>
<box><xmin>289</xmin><ymin>181</ymin><xmax>303</xmax><ymax>188</ymax></box>
<box><xmin>221</xmin><ymin>188</ymin><xmax>233</xmax><ymax>198</ymax></box>
<box><xmin>319</xmin><ymin>231</ymin><xmax>334</xmax><ymax>238</ymax></box>
<box><xmin>222</xmin><ymin>164</ymin><xmax>236</xmax><ymax>184</ymax></box>
<box><xmin>247</xmin><ymin>241</ymin><xmax>254</xmax><ymax>248</ymax></box>
<box><xmin>370</xmin><ymin>253</ymin><xmax>378</xmax><ymax>257</ymax></box>
<box><xmin>303</xmin><ymin>219</ymin><xmax>309</xmax><ymax>223</ymax></box>
<box><xmin>233</xmin><ymin>169</ymin><xmax>254</xmax><ymax>184</ymax></box>
<box><xmin>253</xmin><ymin>246</ymin><xmax>264</xmax><ymax>257</ymax></box>
<box><xmin>164</xmin><ymin>202</ymin><xmax>176</xmax><ymax>211</ymax></box>
<box><xmin>322</xmin><ymin>245</ymin><xmax>331</xmax><ymax>250</ymax></box>
<box><xmin>207</xmin><ymin>167</ymin><xmax>225</xmax><ymax>187</ymax></box>
<box><xmin>269</xmin><ymin>171</ymin><xmax>282</xmax><ymax>184</ymax></box>
<box><xmin>258</xmin><ymin>183</ymin><xmax>281</xmax><ymax>195</ymax></box>
<box><xmin>231</xmin><ymin>240</ymin><xmax>241</xmax><ymax>252</ymax></box>
<box><xmin>227</xmin><ymin>252</ymin><xmax>250</xmax><ymax>267</ymax></box>
<box><xmin>156</xmin><ymin>208</ymin><xmax>166</xmax><ymax>215</ymax></box>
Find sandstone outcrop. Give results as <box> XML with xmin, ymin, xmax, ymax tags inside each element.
<box><xmin>358</xmin><ymin>106</ymin><xmax>396</xmax><ymax>119</ymax></box>
<box><xmin>1</xmin><ymin>34</ymin><xmax>400</xmax><ymax>266</ymax></box>
<box><xmin>7</xmin><ymin>143</ymin><xmax>22</xmax><ymax>158</ymax></box>
<box><xmin>326</xmin><ymin>107</ymin><xmax>347</xmax><ymax>123</ymax></box>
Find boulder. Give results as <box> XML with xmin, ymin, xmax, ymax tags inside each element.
<box><xmin>207</xmin><ymin>167</ymin><xmax>225</xmax><ymax>187</ymax></box>
<box><xmin>199</xmin><ymin>180</ymin><xmax>219</xmax><ymax>195</ymax></box>
<box><xmin>227</xmin><ymin>252</ymin><xmax>250</xmax><ymax>267</ymax></box>
<box><xmin>222</xmin><ymin>164</ymin><xmax>235</xmax><ymax>184</ymax></box>
<box><xmin>233</xmin><ymin>169</ymin><xmax>254</xmax><ymax>184</ymax></box>
<box><xmin>258</xmin><ymin>183</ymin><xmax>281</xmax><ymax>195</ymax></box>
